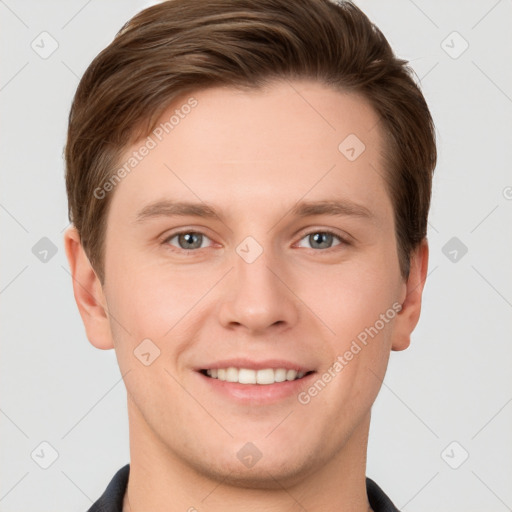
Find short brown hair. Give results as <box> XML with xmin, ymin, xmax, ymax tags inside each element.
<box><xmin>65</xmin><ymin>0</ymin><xmax>436</xmax><ymax>284</ymax></box>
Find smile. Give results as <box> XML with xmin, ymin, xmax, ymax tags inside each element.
<box><xmin>201</xmin><ymin>368</ymin><xmax>313</xmax><ymax>385</ymax></box>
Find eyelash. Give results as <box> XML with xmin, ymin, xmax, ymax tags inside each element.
<box><xmin>161</xmin><ymin>228</ymin><xmax>350</xmax><ymax>253</ymax></box>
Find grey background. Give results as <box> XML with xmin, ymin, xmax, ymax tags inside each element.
<box><xmin>1</xmin><ymin>0</ymin><xmax>511</xmax><ymax>510</ymax></box>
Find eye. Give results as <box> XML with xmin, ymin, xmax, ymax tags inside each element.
<box><xmin>296</xmin><ymin>230</ymin><xmax>346</xmax><ymax>250</ymax></box>
<box><xmin>162</xmin><ymin>229</ymin><xmax>349</xmax><ymax>253</ymax></box>
<box><xmin>164</xmin><ymin>231</ymin><xmax>212</xmax><ymax>251</ymax></box>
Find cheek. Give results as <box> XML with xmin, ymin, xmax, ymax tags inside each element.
<box><xmin>104</xmin><ymin>255</ymin><xmax>223</xmax><ymax>373</ymax></box>
<box><xmin>108</xmin><ymin>273</ymin><xmax>187</xmax><ymax>344</ymax></box>
<box><xmin>305</xmin><ymin>256</ymin><xmax>400</xmax><ymax>332</ymax></box>
<box><xmin>104</xmin><ymin>238</ymin><xmax>191</xmax><ymax>330</ymax></box>
<box><xmin>307</xmin><ymin>271</ymin><xmax>398</xmax><ymax>415</ymax></box>
<box><xmin>304</xmin><ymin>257</ymin><xmax>400</xmax><ymax>400</ymax></box>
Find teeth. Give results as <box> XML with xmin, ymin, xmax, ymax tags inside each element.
<box><xmin>239</xmin><ymin>368</ymin><xmax>256</xmax><ymax>384</ymax></box>
<box><xmin>274</xmin><ymin>368</ymin><xmax>287</xmax><ymax>382</ymax></box>
<box><xmin>204</xmin><ymin>367</ymin><xmax>308</xmax><ymax>385</ymax></box>
<box><xmin>226</xmin><ymin>367</ymin><xmax>238</xmax><ymax>382</ymax></box>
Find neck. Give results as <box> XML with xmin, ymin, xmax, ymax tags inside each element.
<box><xmin>123</xmin><ymin>396</ymin><xmax>373</xmax><ymax>512</ymax></box>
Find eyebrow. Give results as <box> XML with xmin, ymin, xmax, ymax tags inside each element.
<box><xmin>134</xmin><ymin>198</ymin><xmax>374</xmax><ymax>223</ymax></box>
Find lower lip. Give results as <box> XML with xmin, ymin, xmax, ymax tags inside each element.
<box><xmin>196</xmin><ymin>371</ymin><xmax>317</xmax><ymax>405</ymax></box>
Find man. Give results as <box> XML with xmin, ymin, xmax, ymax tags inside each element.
<box><xmin>63</xmin><ymin>0</ymin><xmax>436</xmax><ymax>510</ymax></box>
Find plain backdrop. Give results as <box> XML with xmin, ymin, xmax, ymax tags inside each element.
<box><xmin>1</xmin><ymin>1</ymin><xmax>511</xmax><ymax>511</ymax></box>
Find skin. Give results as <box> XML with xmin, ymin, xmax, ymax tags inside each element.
<box><xmin>64</xmin><ymin>79</ymin><xmax>428</xmax><ymax>512</ymax></box>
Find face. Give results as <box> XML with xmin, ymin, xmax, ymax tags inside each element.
<box><xmin>70</xmin><ymin>79</ymin><xmax>425</xmax><ymax>487</ymax></box>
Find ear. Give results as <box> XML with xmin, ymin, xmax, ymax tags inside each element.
<box><xmin>63</xmin><ymin>225</ymin><xmax>114</xmax><ymax>350</ymax></box>
<box><xmin>391</xmin><ymin>239</ymin><xmax>429</xmax><ymax>351</ymax></box>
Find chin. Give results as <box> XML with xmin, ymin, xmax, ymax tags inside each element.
<box><xmin>211</xmin><ymin>462</ymin><xmax>310</xmax><ymax>490</ymax></box>
<box><xmin>187</xmin><ymin>444</ymin><xmax>317</xmax><ymax>489</ymax></box>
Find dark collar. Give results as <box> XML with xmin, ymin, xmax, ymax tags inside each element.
<box><xmin>87</xmin><ymin>464</ymin><xmax>401</xmax><ymax>512</ymax></box>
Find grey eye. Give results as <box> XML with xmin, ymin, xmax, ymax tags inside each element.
<box><xmin>168</xmin><ymin>232</ymin><xmax>210</xmax><ymax>250</ymax></box>
<box><xmin>297</xmin><ymin>231</ymin><xmax>342</xmax><ymax>250</ymax></box>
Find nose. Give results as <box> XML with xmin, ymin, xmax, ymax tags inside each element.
<box><xmin>217</xmin><ymin>243</ymin><xmax>300</xmax><ymax>335</ymax></box>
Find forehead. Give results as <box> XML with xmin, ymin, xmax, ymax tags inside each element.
<box><xmin>163</xmin><ymin>80</ymin><xmax>382</xmax><ymax>161</ymax></box>
<box><xmin>107</xmin><ymin>79</ymin><xmax>391</xmax><ymax>225</ymax></box>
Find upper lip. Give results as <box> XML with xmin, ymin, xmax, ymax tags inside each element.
<box><xmin>196</xmin><ymin>358</ymin><xmax>315</xmax><ymax>373</ymax></box>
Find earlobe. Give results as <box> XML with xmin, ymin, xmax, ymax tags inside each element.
<box><xmin>391</xmin><ymin>239</ymin><xmax>429</xmax><ymax>351</ymax></box>
<box><xmin>63</xmin><ymin>225</ymin><xmax>114</xmax><ymax>350</ymax></box>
